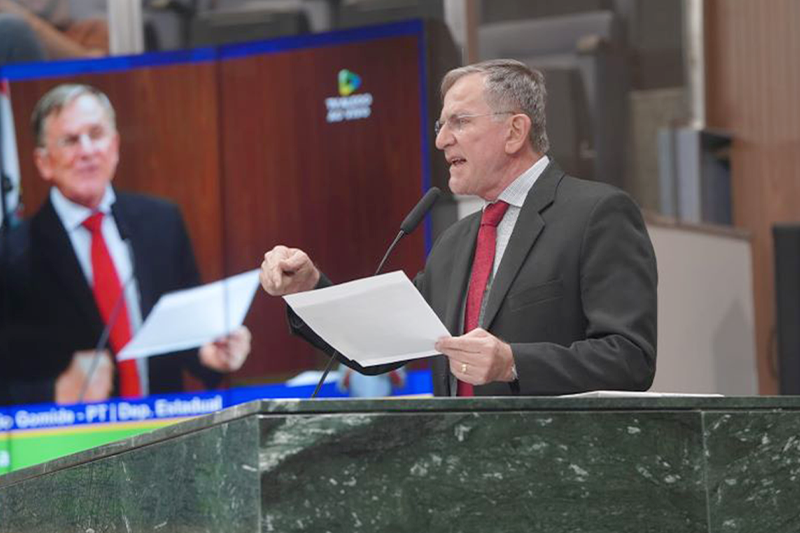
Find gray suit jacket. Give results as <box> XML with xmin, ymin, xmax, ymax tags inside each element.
<box><xmin>293</xmin><ymin>161</ymin><xmax>658</xmax><ymax>396</ymax></box>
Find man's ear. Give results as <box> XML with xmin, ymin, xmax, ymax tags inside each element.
<box><xmin>505</xmin><ymin>114</ymin><xmax>532</xmax><ymax>154</ymax></box>
<box><xmin>33</xmin><ymin>147</ymin><xmax>53</xmax><ymax>182</ymax></box>
<box><xmin>108</xmin><ymin>130</ymin><xmax>120</xmax><ymax>173</ymax></box>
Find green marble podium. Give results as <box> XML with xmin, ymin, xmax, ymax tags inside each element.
<box><xmin>1</xmin><ymin>396</ymin><xmax>798</xmax><ymax>532</ymax></box>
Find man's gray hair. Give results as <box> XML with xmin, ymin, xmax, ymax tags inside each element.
<box><xmin>32</xmin><ymin>84</ymin><xmax>116</xmax><ymax>148</ymax></box>
<box><xmin>441</xmin><ymin>59</ymin><xmax>549</xmax><ymax>154</ymax></box>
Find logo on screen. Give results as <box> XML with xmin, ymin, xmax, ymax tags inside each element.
<box><xmin>338</xmin><ymin>69</ymin><xmax>362</xmax><ymax>96</ymax></box>
<box><xmin>326</xmin><ymin>69</ymin><xmax>373</xmax><ymax>123</ymax></box>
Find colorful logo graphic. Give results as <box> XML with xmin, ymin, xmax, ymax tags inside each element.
<box><xmin>327</xmin><ymin>69</ymin><xmax>373</xmax><ymax>123</ymax></box>
<box><xmin>338</xmin><ymin>69</ymin><xmax>362</xmax><ymax>96</ymax></box>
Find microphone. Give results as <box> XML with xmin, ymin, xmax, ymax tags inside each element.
<box><xmin>401</xmin><ymin>187</ymin><xmax>441</xmax><ymax>234</ymax></box>
<box><xmin>110</xmin><ymin>203</ymin><xmax>139</xmax><ymax>298</ymax></box>
<box><xmin>375</xmin><ymin>187</ymin><xmax>441</xmax><ymax>275</ymax></box>
<box><xmin>110</xmin><ymin>204</ymin><xmax>139</xmax><ymax>299</ymax></box>
<box><xmin>111</xmin><ymin>202</ymin><xmax>131</xmax><ymax>241</ymax></box>
<box><xmin>311</xmin><ymin>187</ymin><xmax>441</xmax><ymax>398</ymax></box>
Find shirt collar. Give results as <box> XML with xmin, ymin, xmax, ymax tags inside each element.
<box><xmin>490</xmin><ymin>155</ymin><xmax>550</xmax><ymax>209</ymax></box>
<box><xmin>50</xmin><ymin>185</ymin><xmax>116</xmax><ymax>232</ymax></box>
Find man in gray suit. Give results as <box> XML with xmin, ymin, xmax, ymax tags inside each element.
<box><xmin>260</xmin><ymin>59</ymin><xmax>657</xmax><ymax>397</ymax></box>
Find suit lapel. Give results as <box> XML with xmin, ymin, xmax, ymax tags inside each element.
<box><xmin>481</xmin><ymin>162</ymin><xmax>564</xmax><ymax>331</ymax></box>
<box><xmin>442</xmin><ymin>213</ymin><xmax>481</xmax><ymax>334</ymax></box>
<box><xmin>110</xmin><ymin>194</ymin><xmax>153</xmax><ymax>317</ymax></box>
<box><xmin>32</xmin><ymin>198</ymin><xmax>100</xmax><ymax>324</ymax></box>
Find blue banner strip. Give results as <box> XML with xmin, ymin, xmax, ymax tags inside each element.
<box><xmin>0</xmin><ymin>48</ymin><xmax>217</xmax><ymax>81</ymax></box>
<box><xmin>0</xmin><ymin>369</ymin><xmax>432</xmax><ymax>433</ymax></box>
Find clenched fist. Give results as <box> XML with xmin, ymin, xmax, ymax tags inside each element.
<box><xmin>260</xmin><ymin>245</ymin><xmax>320</xmax><ymax>296</ymax></box>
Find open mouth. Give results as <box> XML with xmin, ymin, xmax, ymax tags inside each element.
<box><xmin>449</xmin><ymin>157</ymin><xmax>466</xmax><ymax>167</ymax></box>
<box><xmin>76</xmin><ymin>163</ymin><xmax>100</xmax><ymax>174</ymax></box>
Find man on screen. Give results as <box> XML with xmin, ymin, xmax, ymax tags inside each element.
<box><xmin>260</xmin><ymin>59</ymin><xmax>657</xmax><ymax>396</ymax></box>
<box><xmin>0</xmin><ymin>84</ymin><xmax>250</xmax><ymax>405</ymax></box>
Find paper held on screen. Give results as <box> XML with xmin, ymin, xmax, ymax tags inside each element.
<box><xmin>283</xmin><ymin>271</ymin><xmax>450</xmax><ymax>367</ymax></box>
<box><xmin>117</xmin><ymin>269</ymin><xmax>261</xmax><ymax>361</ymax></box>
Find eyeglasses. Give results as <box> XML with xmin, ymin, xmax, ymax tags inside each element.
<box><xmin>51</xmin><ymin>126</ymin><xmax>112</xmax><ymax>151</ymax></box>
<box><xmin>434</xmin><ymin>111</ymin><xmax>514</xmax><ymax>136</ymax></box>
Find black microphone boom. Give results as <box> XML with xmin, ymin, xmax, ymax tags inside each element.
<box><xmin>311</xmin><ymin>187</ymin><xmax>441</xmax><ymax>398</ymax></box>
<box><xmin>400</xmin><ymin>187</ymin><xmax>441</xmax><ymax>234</ymax></box>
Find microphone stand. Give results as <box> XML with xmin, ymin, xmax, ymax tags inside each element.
<box><xmin>79</xmin><ymin>206</ymin><xmax>138</xmax><ymax>404</ymax></box>
<box><xmin>78</xmin><ymin>275</ymin><xmax>134</xmax><ymax>403</ymax></box>
<box><xmin>310</xmin><ymin>232</ymin><xmax>405</xmax><ymax>399</ymax></box>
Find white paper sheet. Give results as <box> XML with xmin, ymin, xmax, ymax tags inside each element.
<box><xmin>283</xmin><ymin>271</ymin><xmax>450</xmax><ymax>367</ymax></box>
<box><xmin>117</xmin><ymin>269</ymin><xmax>261</xmax><ymax>361</ymax></box>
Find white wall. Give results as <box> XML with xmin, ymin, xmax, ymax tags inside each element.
<box><xmin>648</xmin><ymin>221</ymin><xmax>757</xmax><ymax>394</ymax></box>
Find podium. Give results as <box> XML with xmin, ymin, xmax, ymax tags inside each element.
<box><xmin>1</xmin><ymin>396</ymin><xmax>798</xmax><ymax>532</ymax></box>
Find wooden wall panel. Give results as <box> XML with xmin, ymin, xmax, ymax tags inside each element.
<box><xmin>219</xmin><ymin>36</ymin><xmax>426</xmax><ymax>377</ymax></box>
<box><xmin>705</xmin><ymin>0</ymin><xmax>800</xmax><ymax>394</ymax></box>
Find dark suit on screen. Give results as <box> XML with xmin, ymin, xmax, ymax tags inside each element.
<box><xmin>292</xmin><ymin>161</ymin><xmax>658</xmax><ymax>396</ymax></box>
<box><xmin>0</xmin><ymin>190</ymin><xmax>221</xmax><ymax>405</ymax></box>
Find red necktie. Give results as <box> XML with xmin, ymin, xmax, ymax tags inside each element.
<box><xmin>458</xmin><ymin>200</ymin><xmax>509</xmax><ymax>397</ymax></box>
<box><xmin>82</xmin><ymin>212</ymin><xmax>141</xmax><ymax>398</ymax></box>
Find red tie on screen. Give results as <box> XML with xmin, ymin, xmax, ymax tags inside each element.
<box><xmin>82</xmin><ymin>212</ymin><xmax>141</xmax><ymax>397</ymax></box>
<box><xmin>458</xmin><ymin>200</ymin><xmax>509</xmax><ymax>397</ymax></box>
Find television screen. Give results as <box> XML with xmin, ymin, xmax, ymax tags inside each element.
<box><xmin>0</xmin><ymin>20</ymin><xmax>432</xmax><ymax>395</ymax></box>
